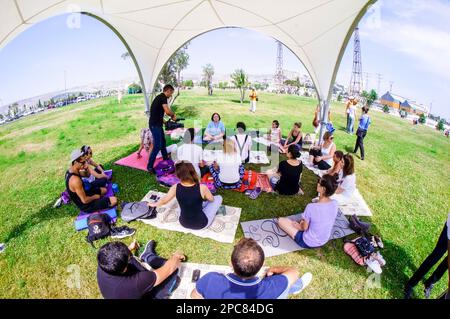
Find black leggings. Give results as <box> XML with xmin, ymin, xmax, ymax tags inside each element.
<box><xmin>406</xmin><ymin>223</ymin><xmax>448</xmax><ymax>288</ymax></box>
<box><xmin>354</xmin><ymin>128</ymin><xmax>367</xmax><ymax>159</ymax></box>
<box><xmin>309</xmin><ymin>148</ymin><xmax>331</xmax><ymax>170</ymax></box>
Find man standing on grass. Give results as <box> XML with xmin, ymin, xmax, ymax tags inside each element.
<box><xmin>147</xmin><ymin>84</ymin><xmax>177</xmax><ymax>173</ymax></box>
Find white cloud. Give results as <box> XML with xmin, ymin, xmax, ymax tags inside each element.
<box><xmin>360</xmin><ymin>0</ymin><xmax>450</xmax><ymax>81</ymax></box>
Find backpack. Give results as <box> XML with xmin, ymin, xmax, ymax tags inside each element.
<box><xmin>121</xmin><ymin>201</ymin><xmax>157</xmax><ymax>222</ymax></box>
<box><xmin>157</xmin><ymin>173</ymin><xmax>180</xmax><ymax>187</ymax></box>
<box><xmin>354</xmin><ymin>236</ymin><xmax>376</xmax><ymax>257</ymax></box>
<box><xmin>154</xmin><ymin>159</ymin><xmax>175</xmax><ymax>177</ymax></box>
<box><xmin>343</xmin><ymin>242</ymin><xmax>366</xmax><ymax>266</ymax></box>
<box><xmin>86</xmin><ymin>213</ymin><xmax>111</xmax><ymax>247</ymax></box>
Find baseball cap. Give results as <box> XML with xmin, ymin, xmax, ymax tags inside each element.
<box><xmin>70</xmin><ymin>149</ymin><xmax>85</xmax><ymax>164</ymax></box>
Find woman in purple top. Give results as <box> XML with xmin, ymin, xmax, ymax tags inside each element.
<box><xmin>278</xmin><ymin>174</ymin><xmax>339</xmax><ymax>249</ymax></box>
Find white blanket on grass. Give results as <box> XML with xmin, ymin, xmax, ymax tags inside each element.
<box><xmin>139</xmin><ymin>190</ymin><xmax>241</xmax><ymax>243</ymax></box>
<box><xmin>241</xmin><ymin>210</ymin><xmax>354</xmax><ymax>257</ymax></box>
<box><xmin>170</xmin><ymin>262</ymin><xmax>269</xmax><ymax>299</ymax></box>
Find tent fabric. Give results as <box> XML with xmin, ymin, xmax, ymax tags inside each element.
<box><xmin>0</xmin><ymin>0</ymin><xmax>375</xmax><ymax>110</ymax></box>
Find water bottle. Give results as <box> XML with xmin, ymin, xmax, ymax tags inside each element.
<box><xmin>112</xmin><ymin>183</ymin><xmax>119</xmax><ymax>194</ymax></box>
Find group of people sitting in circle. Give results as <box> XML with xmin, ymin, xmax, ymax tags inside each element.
<box><xmin>64</xmin><ymin>102</ymin><xmax>358</xmax><ymax>299</ymax></box>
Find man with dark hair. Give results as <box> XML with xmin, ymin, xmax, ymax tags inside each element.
<box><xmin>65</xmin><ymin>150</ymin><xmax>117</xmax><ymax>213</ymax></box>
<box><xmin>233</xmin><ymin>122</ymin><xmax>252</xmax><ymax>163</ymax></box>
<box><xmin>353</xmin><ymin>106</ymin><xmax>372</xmax><ymax>160</ymax></box>
<box><xmin>147</xmin><ymin>84</ymin><xmax>177</xmax><ymax>172</ymax></box>
<box><xmin>97</xmin><ymin>240</ymin><xmax>185</xmax><ymax>299</ymax></box>
<box><xmin>190</xmin><ymin>238</ymin><xmax>312</xmax><ymax>299</ymax></box>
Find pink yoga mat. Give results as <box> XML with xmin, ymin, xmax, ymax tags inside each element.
<box><xmin>114</xmin><ymin>150</ymin><xmax>163</xmax><ymax>172</ymax></box>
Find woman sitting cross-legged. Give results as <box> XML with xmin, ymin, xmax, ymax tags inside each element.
<box><xmin>269</xmin><ymin>144</ymin><xmax>303</xmax><ymax>195</ymax></box>
<box><xmin>308</xmin><ymin>131</ymin><xmax>336</xmax><ymax>170</ymax></box>
<box><xmin>204</xmin><ymin>113</ymin><xmax>225</xmax><ymax>143</ymax></box>
<box><xmin>278</xmin><ymin>174</ymin><xmax>339</xmax><ymax>249</ymax></box>
<box><xmin>209</xmin><ymin>138</ymin><xmax>245</xmax><ymax>190</ymax></box>
<box><xmin>280</xmin><ymin>122</ymin><xmax>303</xmax><ymax>153</ymax></box>
<box><xmin>326</xmin><ymin>150</ymin><xmax>344</xmax><ymax>180</ymax></box>
<box><xmin>149</xmin><ymin>161</ymin><xmax>223</xmax><ymax>230</ymax></box>
<box><xmin>331</xmin><ymin>153</ymin><xmax>356</xmax><ymax>201</ymax></box>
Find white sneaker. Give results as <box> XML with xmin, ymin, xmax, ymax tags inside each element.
<box><xmin>373</xmin><ymin>252</ymin><xmax>386</xmax><ymax>267</ymax></box>
<box><xmin>290</xmin><ymin>272</ymin><xmax>313</xmax><ymax>295</ymax></box>
<box><xmin>365</xmin><ymin>256</ymin><xmax>382</xmax><ymax>274</ymax></box>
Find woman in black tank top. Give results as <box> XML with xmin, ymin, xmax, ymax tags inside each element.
<box><xmin>148</xmin><ymin>161</ymin><xmax>223</xmax><ymax>230</ymax></box>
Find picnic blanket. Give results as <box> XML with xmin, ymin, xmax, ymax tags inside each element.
<box><xmin>253</xmin><ymin>136</ymin><xmax>274</xmax><ymax>147</ymax></box>
<box><xmin>139</xmin><ymin>190</ymin><xmax>241</xmax><ymax>243</ymax></box>
<box><xmin>241</xmin><ymin>210</ymin><xmax>354</xmax><ymax>257</ymax></box>
<box><xmin>170</xmin><ymin>262</ymin><xmax>269</xmax><ymax>299</ymax></box>
<box><xmin>203</xmin><ymin>150</ymin><xmax>270</xmax><ymax>165</ymax></box>
<box><xmin>114</xmin><ymin>145</ymin><xmax>177</xmax><ymax>172</ymax></box>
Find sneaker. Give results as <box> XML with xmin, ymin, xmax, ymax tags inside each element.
<box><xmin>111</xmin><ymin>226</ymin><xmax>136</xmax><ymax>239</ymax></box>
<box><xmin>53</xmin><ymin>198</ymin><xmax>63</xmax><ymax>208</ymax></box>
<box><xmin>139</xmin><ymin>240</ymin><xmax>156</xmax><ymax>262</ymax></box>
<box><xmin>289</xmin><ymin>272</ymin><xmax>313</xmax><ymax>295</ymax></box>
<box><xmin>373</xmin><ymin>252</ymin><xmax>386</xmax><ymax>267</ymax></box>
<box><xmin>365</xmin><ymin>256</ymin><xmax>382</xmax><ymax>274</ymax></box>
<box><xmin>424</xmin><ymin>283</ymin><xmax>434</xmax><ymax>299</ymax></box>
<box><xmin>374</xmin><ymin>236</ymin><xmax>384</xmax><ymax>249</ymax></box>
<box><xmin>0</xmin><ymin>243</ymin><xmax>5</xmax><ymax>253</ymax></box>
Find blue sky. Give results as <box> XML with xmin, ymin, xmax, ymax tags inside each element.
<box><xmin>0</xmin><ymin>0</ymin><xmax>449</xmax><ymax>119</ymax></box>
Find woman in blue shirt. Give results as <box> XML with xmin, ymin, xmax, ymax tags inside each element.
<box><xmin>204</xmin><ymin>113</ymin><xmax>225</xmax><ymax>143</ymax></box>
<box><xmin>353</xmin><ymin>106</ymin><xmax>372</xmax><ymax>160</ymax></box>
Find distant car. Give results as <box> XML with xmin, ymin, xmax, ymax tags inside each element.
<box><xmin>76</xmin><ymin>97</ymin><xmax>87</xmax><ymax>103</ymax></box>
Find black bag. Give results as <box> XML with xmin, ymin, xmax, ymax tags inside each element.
<box><xmin>86</xmin><ymin>213</ymin><xmax>111</xmax><ymax>247</ymax></box>
<box><xmin>349</xmin><ymin>214</ymin><xmax>371</xmax><ymax>235</ymax></box>
<box><xmin>165</xmin><ymin>118</ymin><xmax>185</xmax><ymax>131</ymax></box>
<box><xmin>121</xmin><ymin>201</ymin><xmax>157</xmax><ymax>222</ymax></box>
<box><xmin>354</xmin><ymin>236</ymin><xmax>375</xmax><ymax>257</ymax></box>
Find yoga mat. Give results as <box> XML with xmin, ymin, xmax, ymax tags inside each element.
<box><xmin>74</xmin><ymin>208</ymin><xmax>117</xmax><ymax>231</ymax></box>
<box><xmin>170</xmin><ymin>262</ymin><xmax>269</xmax><ymax>299</ymax></box>
<box><xmin>256</xmin><ymin>173</ymin><xmax>273</xmax><ymax>193</ymax></box>
<box><xmin>241</xmin><ymin>210</ymin><xmax>354</xmax><ymax>257</ymax></box>
<box><xmin>114</xmin><ymin>146</ymin><xmax>176</xmax><ymax>172</ymax></box>
<box><xmin>139</xmin><ymin>190</ymin><xmax>241</xmax><ymax>243</ymax></box>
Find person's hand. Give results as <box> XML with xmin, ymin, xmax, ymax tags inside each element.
<box><xmin>137</xmin><ymin>152</ymin><xmax>142</xmax><ymax>159</ymax></box>
<box><xmin>148</xmin><ymin>202</ymin><xmax>158</xmax><ymax>208</ymax></box>
<box><xmin>128</xmin><ymin>239</ymin><xmax>139</xmax><ymax>252</ymax></box>
<box><xmin>171</xmin><ymin>114</ymin><xmax>177</xmax><ymax>121</ymax></box>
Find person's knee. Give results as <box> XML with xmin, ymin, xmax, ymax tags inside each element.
<box><xmin>109</xmin><ymin>196</ymin><xmax>117</xmax><ymax>206</ymax></box>
<box><xmin>215</xmin><ymin>195</ymin><xmax>223</xmax><ymax>205</ymax></box>
<box><xmin>100</xmin><ymin>188</ymin><xmax>107</xmax><ymax>195</ymax></box>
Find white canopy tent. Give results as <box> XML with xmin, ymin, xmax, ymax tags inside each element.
<box><xmin>0</xmin><ymin>0</ymin><xmax>376</xmax><ymax>136</ymax></box>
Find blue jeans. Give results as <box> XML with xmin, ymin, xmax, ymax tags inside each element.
<box><xmin>147</xmin><ymin>126</ymin><xmax>168</xmax><ymax>171</ymax></box>
<box><xmin>294</xmin><ymin>231</ymin><xmax>313</xmax><ymax>249</ymax></box>
<box><xmin>347</xmin><ymin>116</ymin><xmax>355</xmax><ymax>133</ymax></box>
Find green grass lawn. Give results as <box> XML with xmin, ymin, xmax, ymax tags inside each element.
<box><xmin>0</xmin><ymin>88</ymin><xmax>449</xmax><ymax>299</ymax></box>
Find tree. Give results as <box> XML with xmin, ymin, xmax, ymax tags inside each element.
<box><xmin>128</xmin><ymin>82</ymin><xmax>142</xmax><ymax>94</ymax></box>
<box><xmin>231</xmin><ymin>69</ymin><xmax>249</xmax><ymax>103</ymax></box>
<box><xmin>183</xmin><ymin>79</ymin><xmax>194</xmax><ymax>88</ymax></box>
<box><xmin>0</xmin><ymin>113</ymin><xmax>4</xmax><ymax>121</ymax></box>
<box><xmin>361</xmin><ymin>89</ymin><xmax>378</xmax><ymax>106</ymax></box>
<box><xmin>437</xmin><ymin>119</ymin><xmax>445</xmax><ymax>131</ymax></box>
<box><xmin>38</xmin><ymin>100</ymin><xmax>43</xmax><ymax>109</ymax></box>
<box><xmin>419</xmin><ymin>113</ymin><xmax>427</xmax><ymax>124</ymax></box>
<box><xmin>202</xmin><ymin>63</ymin><xmax>215</xmax><ymax>95</ymax></box>
<box><xmin>382</xmin><ymin>105</ymin><xmax>390</xmax><ymax>113</ymax></box>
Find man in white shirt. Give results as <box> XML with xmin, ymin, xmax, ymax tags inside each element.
<box><xmin>176</xmin><ymin>128</ymin><xmax>205</xmax><ymax>177</ymax></box>
<box><xmin>404</xmin><ymin>213</ymin><xmax>450</xmax><ymax>299</ymax></box>
<box><xmin>233</xmin><ymin>122</ymin><xmax>252</xmax><ymax>163</ymax></box>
